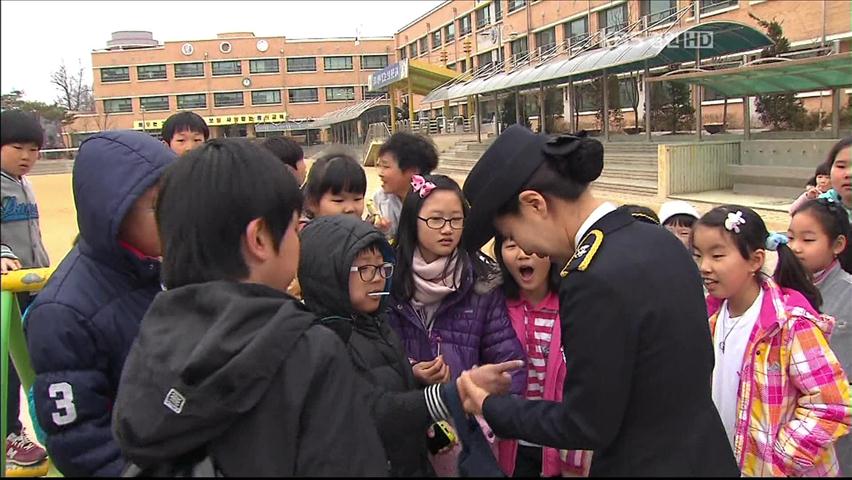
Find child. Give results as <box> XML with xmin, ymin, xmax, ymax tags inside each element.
<box><xmin>385</xmin><ymin>173</ymin><xmax>526</xmax><ymax>475</ymax></box>
<box><xmin>303</xmin><ymin>150</ymin><xmax>367</xmax><ymax>222</ymax></box>
<box><xmin>300</xmin><ymin>214</ymin><xmax>481</xmax><ymax>476</ymax></box>
<box><xmin>23</xmin><ymin>130</ymin><xmax>175</xmax><ymax>476</ymax></box>
<box><xmin>494</xmin><ymin>235</ymin><xmax>591</xmax><ymax>477</ymax></box>
<box><xmin>262</xmin><ymin>136</ymin><xmax>307</xmax><ymax>185</ymax></box>
<box><xmin>1</xmin><ymin>110</ymin><xmax>49</xmax><ymax>468</ymax></box>
<box><xmin>820</xmin><ymin>137</ymin><xmax>852</xmax><ymax>224</ymax></box>
<box><xmin>371</xmin><ymin>132</ymin><xmax>439</xmax><ymax>244</ymax></box>
<box><xmin>692</xmin><ymin>205</ymin><xmax>851</xmax><ymax>476</ymax></box>
<box><xmin>161</xmin><ymin>111</ymin><xmax>209</xmax><ymax>156</ymax></box>
<box><xmin>112</xmin><ymin>139</ymin><xmax>388</xmax><ymax>476</ymax></box>
<box><xmin>788</xmin><ymin>198</ymin><xmax>852</xmax><ymax>474</ymax></box>
<box><xmin>659</xmin><ymin>200</ymin><xmax>700</xmax><ymax>248</ymax></box>
<box><xmin>789</xmin><ymin>162</ymin><xmax>832</xmax><ymax>214</ymax></box>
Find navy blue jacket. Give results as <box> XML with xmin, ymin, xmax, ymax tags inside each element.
<box><xmin>24</xmin><ymin>131</ymin><xmax>175</xmax><ymax>477</ymax></box>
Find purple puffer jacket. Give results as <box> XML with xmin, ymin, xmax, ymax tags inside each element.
<box><xmin>386</xmin><ymin>262</ymin><xmax>527</xmax><ymax>395</ymax></box>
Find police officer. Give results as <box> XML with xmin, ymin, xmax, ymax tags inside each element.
<box><xmin>454</xmin><ymin>125</ymin><xmax>738</xmax><ymax>476</ymax></box>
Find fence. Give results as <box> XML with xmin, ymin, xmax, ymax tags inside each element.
<box><xmin>397</xmin><ymin>116</ymin><xmax>477</xmax><ymax>136</ymax></box>
<box><xmin>1</xmin><ymin>267</ymin><xmax>55</xmax><ymax>477</ymax></box>
<box><xmin>658</xmin><ymin>141</ymin><xmax>741</xmax><ymax>196</ymax></box>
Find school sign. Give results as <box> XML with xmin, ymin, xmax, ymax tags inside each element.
<box><xmin>368</xmin><ymin>60</ymin><xmax>409</xmax><ymax>92</ymax></box>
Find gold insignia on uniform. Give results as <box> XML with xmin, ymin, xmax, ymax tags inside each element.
<box><xmin>560</xmin><ymin>229</ymin><xmax>604</xmax><ymax>278</ymax></box>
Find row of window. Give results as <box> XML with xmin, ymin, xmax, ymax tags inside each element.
<box><xmin>103</xmin><ymin>86</ymin><xmax>387</xmax><ymax>113</ymax></box>
<box><xmin>100</xmin><ymin>55</ymin><xmax>390</xmax><ymax>83</ymax></box>
<box><xmin>401</xmin><ymin>0</ymin><xmax>738</xmax><ymax>62</ymax></box>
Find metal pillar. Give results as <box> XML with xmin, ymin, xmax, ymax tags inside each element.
<box><xmin>389</xmin><ymin>86</ymin><xmax>397</xmax><ymax>133</ymax></box>
<box><xmin>407</xmin><ymin>76</ymin><xmax>415</xmax><ymax>127</ymax></box>
<box><xmin>695</xmin><ymin>84</ymin><xmax>703</xmax><ymax>141</ymax></box>
<box><xmin>567</xmin><ymin>78</ymin><xmax>575</xmax><ymax>133</ymax></box>
<box><xmin>644</xmin><ymin>64</ymin><xmax>652</xmax><ymax>142</ymax></box>
<box><xmin>475</xmin><ymin>94</ymin><xmax>482</xmax><ymax>143</ymax></box>
<box><xmin>602</xmin><ymin>69</ymin><xmax>610</xmax><ymax>141</ymax></box>
<box><xmin>539</xmin><ymin>83</ymin><xmax>546</xmax><ymax>134</ymax></box>
<box><xmin>743</xmin><ymin>95</ymin><xmax>751</xmax><ymax>140</ymax></box>
<box><xmin>832</xmin><ymin>87</ymin><xmax>841</xmax><ymax>138</ymax></box>
<box><xmin>494</xmin><ymin>91</ymin><xmax>501</xmax><ymax>134</ymax></box>
<box><xmin>515</xmin><ymin>87</ymin><xmax>522</xmax><ymax>126</ymax></box>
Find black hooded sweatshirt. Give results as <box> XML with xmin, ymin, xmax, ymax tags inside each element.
<box><xmin>299</xmin><ymin>215</ymin><xmax>440</xmax><ymax>477</ymax></box>
<box><xmin>112</xmin><ymin>280</ymin><xmax>388</xmax><ymax>476</ymax></box>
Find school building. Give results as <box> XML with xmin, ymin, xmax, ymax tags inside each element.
<box><xmin>64</xmin><ymin>30</ymin><xmax>395</xmax><ymax>145</ymax></box>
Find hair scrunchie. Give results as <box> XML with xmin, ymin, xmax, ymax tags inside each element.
<box><xmin>765</xmin><ymin>232</ymin><xmax>789</xmax><ymax>251</ymax></box>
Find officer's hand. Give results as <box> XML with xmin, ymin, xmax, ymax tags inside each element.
<box><xmin>1</xmin><ymin>258</ymin><xmax>22</xmax><ymax>274</ymax></box>
<box><xmin>467</xmin><ymin>360</ymin><xmax>524</xmax><ymax>395</ymax></box>
<box><xmin>457</xmin><ymin>370</ymin><xmax>489</xmax><ymax>416</ymax></box>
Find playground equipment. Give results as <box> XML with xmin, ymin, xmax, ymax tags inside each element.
<box><xmin>2</xmin><ymin>267</ymin><xmax>56</xmax><ymax>478</ymax></box>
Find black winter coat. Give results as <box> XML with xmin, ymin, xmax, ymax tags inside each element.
<box><xmin>299</xmin><ymin>215</ymin><xmax>434</xmax><ymax>477</ymax></box>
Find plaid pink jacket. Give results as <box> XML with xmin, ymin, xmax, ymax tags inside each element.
<box><xmin>707</xmin><ymin>278</ymin><xmax>852</xmax><ymax>476</ymax></box>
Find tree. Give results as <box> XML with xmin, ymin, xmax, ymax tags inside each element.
<box><xmin>51</xmin><ymin>60</ymin><xmax>94</xmax><ymax>113</ymax></box>
<box><xmin>649</xmin><ymin>80</ymin><xmax>694</xmax><ymax>134</ymax></box>
<box><xmin>749</xmin><ymin>13</ymin><xmax>807</xmax><ymax>130</ymax></box>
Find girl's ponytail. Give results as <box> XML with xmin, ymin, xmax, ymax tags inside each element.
<box><xmin>771</xmin><ymin>240</ymin><xmax>823</xmax><ymax>311</ymax></box>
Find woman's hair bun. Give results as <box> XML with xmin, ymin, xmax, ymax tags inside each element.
<box><xmin>541</xmin><ymin>133</ymin><xmax>604</xmax><ymax>183</ymax></box>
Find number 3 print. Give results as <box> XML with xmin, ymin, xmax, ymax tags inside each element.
<box><xmin>48</xmin><ymin>382</ymin><xmax>78</xmax><ymax>426</ymax></box>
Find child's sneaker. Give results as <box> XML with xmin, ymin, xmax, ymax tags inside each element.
<box><xmin>5</xmin><ymin>430</ymin><xmax>47</xmax><ymax>466</ymax></box>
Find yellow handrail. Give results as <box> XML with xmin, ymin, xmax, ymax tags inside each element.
<box><xmin>1</xmin><ymin>267</ymin><xmax>57</xmax><ymax>293</ymax></box>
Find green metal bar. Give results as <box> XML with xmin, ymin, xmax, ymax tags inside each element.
<box><xmin>1</xmin><ymin>290</ymin><xmax>19</xmax><ymax>477</ymax></box>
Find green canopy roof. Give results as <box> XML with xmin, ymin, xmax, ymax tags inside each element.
<box><xmin>648</xmin><ymin>52</ymin><xmax>852</xmax><ymax>97</ymax></box>
<box><xmin>422</xmin><ymin>21</ymin><xmax>773</xmax><ymax>103</ymax></box>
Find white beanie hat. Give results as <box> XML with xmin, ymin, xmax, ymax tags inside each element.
<box><xmin>659</xmin><ymin>200</ymin><xmax>700</xmax><ymax>225</ymax></box>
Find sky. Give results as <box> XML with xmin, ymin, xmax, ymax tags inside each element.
<box><xmin>0</xmin><ymin>0</ymin><xmax>442</xmax><ymax>104</ymax></box>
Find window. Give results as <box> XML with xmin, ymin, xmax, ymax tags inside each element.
<box><xmin>615</xmin><ymin>78</ymin><xmax>638</xmax><ymax>109</ymax></box>
<box><xmin>249</xmin><ymin>59</ymin><xmax>279</xmax><ymax>74</ymax></box>
<box><xmin>212</xmin><ymin>60</ymin><xmax>241</xmax><ymax>76</ymax></box>
<box><xmin>418</xmin><ymin>37</ymin><xmax>428</xmax><ymax>55</ymax></box>
<box><xmin>703</xmin><ymin>87</ymin><xmax>727</xmax><ymax>102</ymax></box>
<box><xmin>362</xmin><ymin>86</ymin><xmax>388</xmax><ymax>100</ymax></box>
<box><xmin>444</xmin><ymin>23</ymin><xmax>456</xmax><ymax>43</ymax></box>
<box><xmin>287</xmin><ymin>57</ymin><xmax>316</xmax><ymax>72</ymax></box>
<box><xmin>700</xmin><ymin>0</ymin><xmax>738</xmax><ymax>14</ymax></box>
<box><xmin>511</xmin><ymin>37</ymin><xmax>529</xmax><ymax>64</ymax></box>
<box><xmin>507</xmin><ymin>0</ymin><xmax>526</xmax><ymax>13</ymax></box>
<box><xmin>476</xmin><ymin>7</ymin><xmax>491</xmax><ymax>29</ymax></box>
<box><xmin>288</xmin><ymin>88</ymin><xmax>319</xmax><ymax>103</ymax></box>
<box><xmin>494</xmin><ymin>0</ymin><xmax>503</xmax><ymax>21</ymax></box>
<box><xmin>174</xmin><ymin>62</ymin><xmax>204</xmax><ymax>78</ymax></box>
<box><xmin>535</xmin><ymin>27</ymin><xmax>556</xmax><ymax>54</ymax></box>
<box><xmin>324</xmin><ymin>56</ymin><xmax>353</xmax><ymax>71</ymax></box>
<box><xmin>431</xmin><ymin>30</ymin><xmax>442</xmax><ymax>49</ymax></box>
<box><xmin>101</xmin><ymin>67</ymin><xmax>129</xmax><ymax>83</ymax></box>
<box><xmin>642</xmin><ymin>0</ymin><xmax>678</xmax><ymax>25</ymax></box>
<box><xmin>361</xmin><ymin>55</ymin><xmax>389</xmax><ymax>70</ymax></box>
<box><xmin>177</xmin><ymin>94</ymin><xmax>207</xmax><ymax>109</ymax></box>
<box><xmin>140</xmin><ymin>96</ymin><xmax>169</xmax><ymax>111</ymax></box>
<box><xmin>398</xmin><ymin>47</ymin><xmax>407</xmax><ymax>60</ymax></box>
<box><xmin>458</xmin><ymin>59</ymin><xmax>467</xmax><ymax>72</ymax></box>
<box><xmin>564</xmin><ymin>17</ymin><xmax>589</xmax><ymax>46</ymax></box>
<box><xmin>599</xmin><ymin>3</ymin><xmax>628</xmax><ymax>35</ymax></box>
<box><xmin>477</xmin><ymin>51</ymin><xmax>494</xmax><ymax>72</ymax></box>
<box><xmin>213</xmin><ymin>92</ymin><xmax>244</xmax><ymax>107</ymax></box>
<box><xmin>459</xmin><ymin>15</ymin><xmax>471</xmax><ymax>36</ymax></box>
<box><xmin>137</xmin><ymin>64</ymin><xmax>166</xmax><ymax>80</ymax></box>
<box><xmin>251</xmin><ymin>90</ymin><xmax>281</xmax><ymax>105</ymax></box>
<box><xmin>103</xmin><ymin>98</ymin><xmax>132</xmax><ymax>113</ymax></box>
<box><xmin>326</xmin><ymin>86</ymin><xmax>355</xmax><ymax>102</ymax></box>
<box><xmin>576</xmin><ymin>83</ymin><xmax>600</xmax><ymax>112</ymax></box>
<box><xmin>409</xmin><ymin>42</ymin><xmax>418</xmax><ymax>57</ymax></box>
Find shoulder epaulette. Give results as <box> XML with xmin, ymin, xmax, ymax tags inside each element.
<box><xmin>560</xmin><ymin>229</ymin><xmax>604</xmax><ymax>278</ymax></box>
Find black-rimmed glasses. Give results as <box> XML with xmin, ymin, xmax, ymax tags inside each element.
<box><xmin>418</xmin><ymin>216</ymin><xmax>464</xmax><ymax>230</ymax></box>
<box><xmin>350</xmin><ymin>262</ymin><xmax>394</xmax><ymax>282</ymax></box>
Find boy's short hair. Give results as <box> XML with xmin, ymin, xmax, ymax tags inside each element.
<box><xmin>261</xmin><ymin>136</ymin><xmax>304</xmax><ymax>170</ymax></box>
<box><xmin>1</xmin><ymin>110</ymin><xmax>44</xmax><ymax>148</ymax></box>
<box><xmin>161</xmin><ymin>112</ymin><xmax>210</xmax><ymax>144</ymax></box>
<box><xmin>157</xmin><ymin>138</ymin><xmax>302</xmax><ymax>288</ymax></box>
<box><xmin>664</xmin><ymin>214</ymin><xmax>697</xmax><ymax>229</ymax></box>
<box><xmin>303</xmin><ymin>150</ymin><xmax>367</xmax><ymax>204</ymax></box>
<box><xmin>377</xmin><ymin>132</ymin><xmax>439</xmax><ymax>174</ymax></box>
<box><xmin>355</xmin><ymin>241</ymin><xmax>384</xmax><ymax>260</ymax></box>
